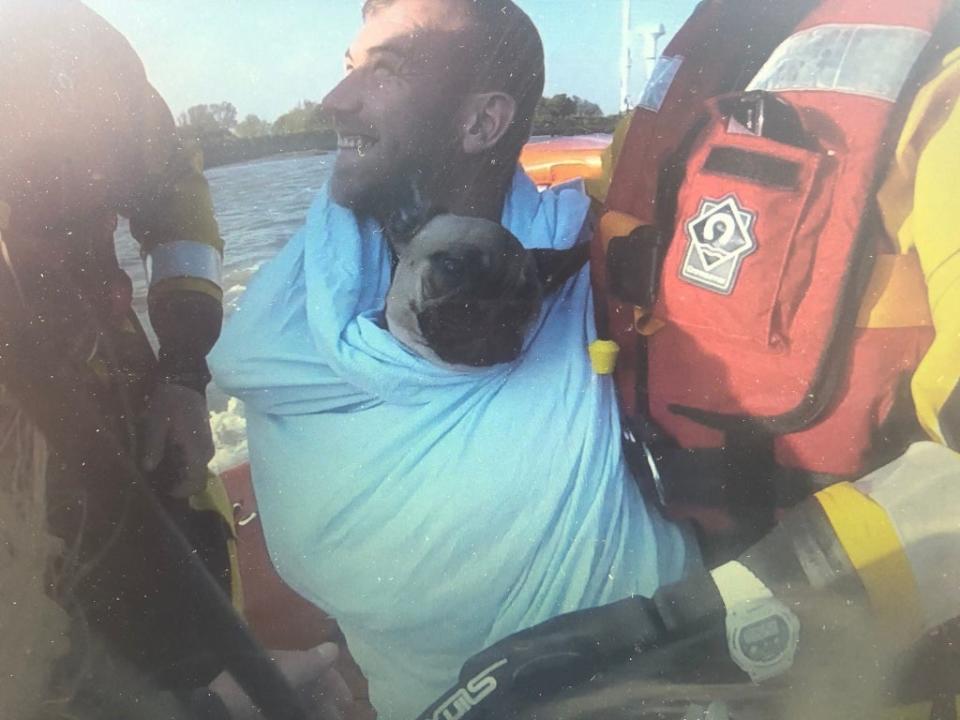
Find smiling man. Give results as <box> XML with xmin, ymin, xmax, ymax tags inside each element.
<box><xmin>210</xmin><ymin>1</ymin><xmax>695</xmax><ymax>717</ymax></box>
<box><xmin>325</xmin><ymin>0</ymin><xmax>545</xmax><ymax>231</ymax></box>
<box><xmin>325</xmin><ymin>3</ymin><xmax>468</xmax><ymax>212</ymax></box>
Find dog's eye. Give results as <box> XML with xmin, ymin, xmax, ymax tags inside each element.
<box><xmin>434</xmin><ymin>254</ymin><xmax>466</xmax><ymax>280</ymax></box>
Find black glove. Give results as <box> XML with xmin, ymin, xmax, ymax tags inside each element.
<box><xmin>421</xmin><ymin>503</ymin><xmax>841</xmax><ymax>720</ymax></box>
<box><xmin>413</xmin><ymin>601</ymin><xmax>645</xmax><ymax>720</ymax></box>
<box><xmin>143</xmin><ymin>288</ymin><xmax>221</xmax><ymax>497</ymax></box>
<box><xmin>460</xmin><ymin>595</ymin><xmax>666</xmax><ymax>706</ymax></box>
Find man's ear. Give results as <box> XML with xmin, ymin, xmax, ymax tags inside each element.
<box><xmin>459</xmin><ymin>92</ymin><xmax>517</xmax><ymax>155</ymax></box>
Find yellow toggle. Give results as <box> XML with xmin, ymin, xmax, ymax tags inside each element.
<box><xmin>588</xmin><ymin>340</ymin><xmax>620</xmax><ymax>375</ymax></box>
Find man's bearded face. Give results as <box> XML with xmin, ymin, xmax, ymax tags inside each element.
<box><xmin>323</xmin><ymin>0</ymin><xmax>472</xmax><ymax>212</ymax></box>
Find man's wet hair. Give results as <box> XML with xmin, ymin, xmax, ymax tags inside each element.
<box><xmin>361</xmin><ymin>0</ymin><xmax>546</xmax><ymax>165</ymax></box>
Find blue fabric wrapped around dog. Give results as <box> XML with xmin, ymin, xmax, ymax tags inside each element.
<box><xmin>209</xmin><ymin>169</ymin><xmax>695</xmax><ymax>720</ymax></box>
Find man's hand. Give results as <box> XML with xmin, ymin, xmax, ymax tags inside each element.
<box><xmin>210</xmin><ymin>644</ymin><xmax>354</xmax><ymax>720</ymax></box>
<box><xmin>141</xmin><ymin>382</ymin><xmax>215</xmax><ymax>498</ymax></box>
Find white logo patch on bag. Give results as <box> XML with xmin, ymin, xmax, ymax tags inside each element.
<box><xmin>681</xmin><ymin>195</ymin><xmax>757</xmax><ymax>294</ymax></box>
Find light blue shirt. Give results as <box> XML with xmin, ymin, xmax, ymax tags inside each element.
<box><xmin>210</xmin><ymin>170</ymin><xmax>695</xmax><ymax>719</ymax></box>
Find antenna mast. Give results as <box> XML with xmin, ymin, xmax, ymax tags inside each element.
<box><xmin>620</xmin><ymin>0</ymin><xmax>632</xmax><ymax>112</ymax></box>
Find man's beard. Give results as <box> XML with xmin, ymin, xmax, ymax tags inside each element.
<box><xmin>352</xmin><ymin>143</ymin><xmax>460</xmax><ymax>251</ymax></box>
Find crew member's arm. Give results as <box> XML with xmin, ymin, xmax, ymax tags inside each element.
<box><xmin>877</xmin><ymin>48</ymin><xmax>960</xmax><ymax>450</ymax></box>
<box><xmin>450</xmin><ymin>443</ymin><xmax>960</xmax><ymax>720</ymax></box>
<box><xmin>123</xmin><ymin>82</ymin><xmax>225</xmax><ymax>496</ymax></box>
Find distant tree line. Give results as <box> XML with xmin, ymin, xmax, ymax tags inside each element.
<box><xmin>177</xmin><ymin>100</ymin><xmax>337</xmax><ymax>168</ymax></box>
<box><xmin>177</xmin><ymin>94</ymin><xmax>617</xmax><ymax>168</ymax></box>
<box><xmin>532</xmin><ymin>94</ymin><xmax>617</xmax><ymax>136</ymax></box>
<box><xmin>177</xmin><ymin>100</ymin><xmax>334</xmax><ymax>140</ymax></box>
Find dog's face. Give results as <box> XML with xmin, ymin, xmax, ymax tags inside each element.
<box><xmin>386</xmin><ymin>213</ymin><xmax>591</xmax><ymax>368</ymax></box>
<box><xmin>386</xmin><ymin>214</ymin><xmax>541</xmax><ymax>367</ymax></box>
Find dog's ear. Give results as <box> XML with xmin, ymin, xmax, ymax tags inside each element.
<box><xmin>528</xmin><ymin>243</ymin><xmax>590</xmax><ymax>295</ymax></box>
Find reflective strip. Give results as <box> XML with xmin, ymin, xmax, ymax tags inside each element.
<box><xmin>748</xmin><ymin>24</ymin><xmax>930</xmax><ymax>102</ymax></box>
<box><xmin>638</xmin><ymin>55</ymin><xmax>683</xmax><ymax>112</ymax></box>
<box><xmin>854</xmin><ymin>443</ymin><xmax>960</xmax><ymax>632</ymax></box>
<box><xmin>147</xmin><ymin>240</ymin><xmax>223</xmax><ymax>288</ymax></box>
<box><xmin>814</xmin><ymin>482</ymin><xmax>924</xmax><ymax>643</ymax></box>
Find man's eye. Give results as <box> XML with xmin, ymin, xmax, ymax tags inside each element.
<box><xmin>372</xmin><ymin>61</ymin><xmax>399</xmax><ymax>78</ymax></box>
<box><xmin>373</xmin><ymin>56</ymin><xmax>413</xmax><ymax>81</ymax></box>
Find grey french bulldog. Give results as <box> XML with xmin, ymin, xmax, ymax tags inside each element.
<box><xmin>385</xmin><ymin>213</ymin><xmax>590</xmax><ymax>368</ymax></box>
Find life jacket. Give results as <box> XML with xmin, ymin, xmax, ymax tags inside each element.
<box><xmin>594</xmin><ymin>0</ymin><xmax>956</xmax><ymax>541</ymax></box>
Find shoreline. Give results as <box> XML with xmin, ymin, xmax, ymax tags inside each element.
<box><xmin>198</xmin><ymin>129</ymin><xmax>338</xmax><ymax>169</ymax></box>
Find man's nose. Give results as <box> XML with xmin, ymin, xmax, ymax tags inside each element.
<box><xmin>321</xmin><ymin>73</ymin><xmax>362</xmax><ymax>118</ymax></box>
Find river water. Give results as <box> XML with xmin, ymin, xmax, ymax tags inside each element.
<box><xmin>116</xmin><ymin>151</ymin><xmax>335</xmax><ymax>471</ymax></box>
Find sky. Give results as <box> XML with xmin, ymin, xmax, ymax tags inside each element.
<box><xmin>83</xmin><ymin>0</ymin><xmax>701</xmax><ymax>121</ymax></box>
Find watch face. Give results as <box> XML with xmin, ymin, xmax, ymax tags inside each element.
<box><xmin>736</xmin><ymin>615</ymin><xmax>792</xmax><ymax>664</ymax></box>
<box><xmin>726</xmin><ymin>600</ymin><xmax>801</xmax><ymax>683</ymax></box>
